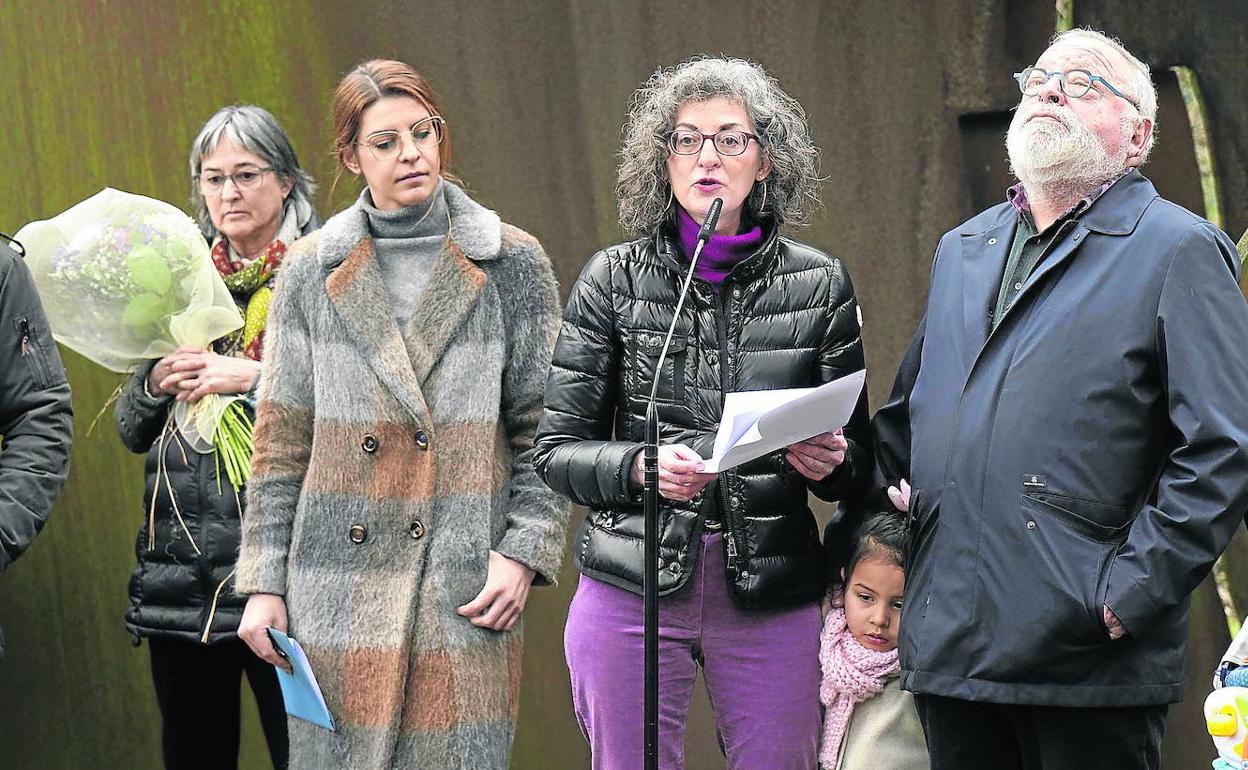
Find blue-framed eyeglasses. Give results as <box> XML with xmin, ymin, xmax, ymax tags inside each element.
<box><xmin>1013</xmin><ymin>67</ymin><xmax>1140</xmax><ymax>110</ymax></box>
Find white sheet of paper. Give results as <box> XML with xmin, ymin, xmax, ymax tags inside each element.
<box><xmin>700</xmin><ymin>370</ymin><xmax>866</xmax><ymax>474</ymax></box>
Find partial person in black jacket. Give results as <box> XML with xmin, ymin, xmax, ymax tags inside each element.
<box><xmin>0</xmin><ymin>235</ymin><xmax>73</xmax><ymax>660</ymax></box>
<box><xmin>114</xmin><ymin>105</ymin><xmax>319</xmax><ymax>770</ymax></box>
<box><xmin>534</xmin><ymin>57</ymin><xmax>870</xmax><ymax>770</ymax></box>
<box><xmin>873</xmin><ymin>29</ymin><xmax>1248</xmax><ymax>770</ymax></box>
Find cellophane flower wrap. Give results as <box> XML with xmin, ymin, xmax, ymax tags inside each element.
<box><xmin>16</xmin><ymin>188</ymin><xmax>254</xmax><ymax>487</ymax></box>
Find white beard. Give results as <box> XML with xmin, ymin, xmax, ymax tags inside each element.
<box><xmin>1007</xmin><ymin>107</ymin><xmax>1131</xmax><ymax>200</ymax></box>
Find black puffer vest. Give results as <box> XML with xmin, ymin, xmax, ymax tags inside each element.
<box><xmin>116</xmin><ymin>362</ymin><xmax>250</xmax><ymax>644</ymax></box>
<box><xmin>534</xmin><ymin>223</ymin><xmax>871</xmax><ymax>609</ymax></box>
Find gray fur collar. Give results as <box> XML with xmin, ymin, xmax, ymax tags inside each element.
<box><xmin>314</xmin><ymin>178</ymin><xmax>497</xmax><ymax>425</ymax></box>
<box><xmin>316</xmin><ymin>179</ymin><xmax>501</xmax><ymax>270</ymax></box>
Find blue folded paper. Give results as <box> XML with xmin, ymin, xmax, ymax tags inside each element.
<box><xmin>267</xmin><ymin>627</ymin><xmax>335</xmax><ymax>731</ymax></box>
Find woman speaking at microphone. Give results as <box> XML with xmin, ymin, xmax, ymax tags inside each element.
<box><xmin>534</xmin><ymin>57</ymin><xmax>871</xmax><ymax>769</ymax></box>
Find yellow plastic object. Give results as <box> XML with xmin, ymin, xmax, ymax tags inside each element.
<box><xmin>1211</xmin><ymin>707</ymin><xmax>1238</xmax><ymax>737</ymax></box>
<box><xmin>1207</xmin><ymin>688</ymin><xmax>1248</xmax><ymax>763</ymax></box>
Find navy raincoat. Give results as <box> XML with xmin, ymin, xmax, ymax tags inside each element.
<box><xmin>875</xmin><ymin>171</ymin><xmax>1248</xmax><ymax>706</ymax></box>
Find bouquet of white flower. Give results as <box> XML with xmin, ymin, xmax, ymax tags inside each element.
<box><xmin>17</xmin><ymin>188</ymin><xmax>254</xmax><ymax>487</ymax></box>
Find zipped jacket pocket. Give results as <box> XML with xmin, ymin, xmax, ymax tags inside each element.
<box><xmin>13</xmin><ymin>316</ymin><xmax>52</xmax><ymax>389</ymax></box>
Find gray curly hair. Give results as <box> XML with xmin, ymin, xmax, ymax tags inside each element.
<box><xmin>189</xmin><ymin>104</ymin><xmax>318</xmax><ymax>241</ymax></box>
<box><xmin>616</xmin><ymin>57</ymin><xmax>821</xmax><ymax>236</ymax></box>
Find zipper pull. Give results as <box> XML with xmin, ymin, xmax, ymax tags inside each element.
<box><xmin>19</xmin><ymin>318</ymin><xmax>30</xmax><ymax>356</ymax></box>
<box><xmin>725</xmin><ymin>533</ymin><xmax>738</xmax><ymax>570</ymax></box>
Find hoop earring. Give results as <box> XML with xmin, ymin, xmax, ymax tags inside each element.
<box><xmin>665</xmin><ymin>185</ymin><xmax>674</xmax><ymax>211</ymax></box>
<box><xmin>756</xmin><ymin>180</ymin><xmax>768</xmax><ymax>216</ymax></box>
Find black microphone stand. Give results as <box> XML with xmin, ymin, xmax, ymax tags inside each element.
<box><xmin>643</xmin><ymin>198</ymin><xmax>721</xmax><ymax>770</ymax></box>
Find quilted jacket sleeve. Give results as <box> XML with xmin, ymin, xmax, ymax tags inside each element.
<box><xmin>533</xmin><ymin>250</ymin><xmax>644</xmax><ymax>508</ymax></box>
<box><xmin>806</xmin><ymin>259</ymin><xmax>872</xmax><ymax>503</ymax></box>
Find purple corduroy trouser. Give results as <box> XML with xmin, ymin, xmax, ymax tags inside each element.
<box><xmin>564</xmin><ymin>532</ymin><xmax>822</xmax><ymax>770</ymax></box>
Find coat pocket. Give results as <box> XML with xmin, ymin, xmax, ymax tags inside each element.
<box><xmin>1022</xmin><ymin>491</ymin><xmax>1131</xmax><ymax>543</ymax></box>
<box><xmin>1020</xmin><ymin>492</ymin><xmax>1129</xmax><ymax>640</ymax></box>
<box><xmin>13</xmin><ymin>316</ymin><xmax>52</xmax><ymax>390</ymax></box>
<box><xmin>627</xmin><ymin>329</ymin><xmax>689</xmax><ymax>404</ymax></box>
<box><xmin>971</xmin><ymin>493</ymin><xmax>1128</xmax><ymax>682</ymax></box>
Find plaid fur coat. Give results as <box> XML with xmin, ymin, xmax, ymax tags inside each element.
<box><xmin>236</xmin><ymin>181</ymin><xmax>570</xmax><ymax>769</ymax></box>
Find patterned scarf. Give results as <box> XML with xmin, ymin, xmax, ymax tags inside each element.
<box><xmin>818</xmin><ymin>606</ymin><xmax>901</xmax><ymax>769</ymax></box>
<box><xmin>210</xmin><ymin>202</ymin><xmax>302</xmax><ymax>360</ymax></box>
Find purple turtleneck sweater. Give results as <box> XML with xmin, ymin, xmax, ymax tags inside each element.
<box><xmin>675</xmin><ymin>207</ymin><xmax>763</xmax><ymax>285</ymax></box>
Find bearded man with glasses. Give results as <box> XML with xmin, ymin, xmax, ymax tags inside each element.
<box><xmin>872</xmin><ymin>28</ymin><xmax>1248</xmax><ymax>769</ymax></box>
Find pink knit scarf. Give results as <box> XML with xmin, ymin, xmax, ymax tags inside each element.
<box><xmin>818</xmin><ymin>606</ymin><xmax>900</xmax><ymax>769</ymax></box>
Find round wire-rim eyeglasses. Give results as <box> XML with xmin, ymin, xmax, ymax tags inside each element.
<box><xmin>357</xmin><ymin>116</ymin><xmax>446</xmax><ymax>161</ymax></box>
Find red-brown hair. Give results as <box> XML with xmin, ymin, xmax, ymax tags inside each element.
<box><xmin>332</xmin><ymin>59</ymin><xmax>453</xmax><ymax>179</ymax></box>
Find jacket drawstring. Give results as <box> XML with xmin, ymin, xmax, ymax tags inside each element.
<box><xmin>200</xmin><ymin>567</ymin><xmax>236</xmax><ymax>643</ymax></box>
<box><xmin>201</xmin><ymin>486</ymin><xmax>245</xmax><ymax>643</ymax></box>
<box><xmin>150</xmin><ymin>416</ymin><xmax>201</xmax><ymax>556</ymax></box>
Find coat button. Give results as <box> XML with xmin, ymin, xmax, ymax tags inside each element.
<box><xmin>730</xmin><ymin>495</ymin><xmax>742</xmax><ymax>508</ymax></box>
<box><xmin>349</xmin><ymin>524</ymin><xmax>368</xmax><ymax>544</ymax></box>
<box><xmin>361</xmin><ymin>434</ymin><xmax>379</xmax><ymax>453</ymax></box>
<box><xmin>669</xmin><ymin>562</ymin><xmax>682</xmax><ymax>576</ymax></box>
<box><xmin>1026</xmin><ymin>520</ymin><xmax>1037</xmax><ymax>530</ymax></box>
<box><xmin>707</xmin><ymin>352</ymin><xmax>718</xmax><ymax>367</ymax></box>
<box><xmin>415</xmin><ymin>430</ymin><xmax>430</xmax><ymax>450</ymax></box>
<box><xmin>732</xmin><ymin>287</ymin><xmax>741</xmax><ymax>299</ymax></box>
<box><xmin>409</xmin><ymin>519</ymin><xmax>426</xmax><ymax>540</ymax></box>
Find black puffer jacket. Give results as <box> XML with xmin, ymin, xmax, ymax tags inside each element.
<box><xmin>116</xmin><ymin>361</ymin><xmax>251</xmax><ymax>644</ymax></box>
<box><xmin>534</xmin><ymin>224</ymin><xmax>870</xmax><ymax>609</ymax></box>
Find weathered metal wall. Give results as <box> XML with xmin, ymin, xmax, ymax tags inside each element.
<box><xmin>0</xmin><ymin>1</ymin><xmax>1244</xmax><ymax>767</ymax></box>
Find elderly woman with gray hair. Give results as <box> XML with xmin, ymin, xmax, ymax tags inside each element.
<box><xmin>113</xmin><ymin>104</ymin><xmax>319</xmax><ymax>770</ymax></box>
<box><xmin>534</xmin><ymin>57</ymin><xmax>871</xmax><ymax>769</ymax></box>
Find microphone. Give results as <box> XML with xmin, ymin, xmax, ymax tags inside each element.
<box><xmin>648</xmin><ymin>198</ymin><xmax>722</xmax><ymax>404</ymax></box>
<box><xmin>696</xmin><ymin>198</ymin><xmax>723</xmax><ymax>244</ymax></box>
<box><xmin>642</xmin><ymin>197</ymin><xmax>722</xmax><ymax>769</ymax></box>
